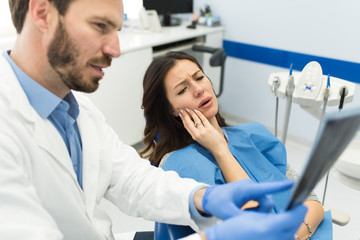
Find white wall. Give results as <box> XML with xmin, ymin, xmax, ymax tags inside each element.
<box><xmin>195</xmin><ymin>0</ymin><xmax>360</xmax><ymax>62</ymax></box>
<box><xmin>195</xmin><ymin>0</ymin><xmax>360</xmax><ymax>142</ymax></box>
<box><xmin>0</xmin><ymin>1</ymin><xmax>16</xmax><ymax>38</ymax></box>
<box><xmin>123</xmin><ymin>0</ymin><xmax>142</xmax><ymax>19</ymax></box>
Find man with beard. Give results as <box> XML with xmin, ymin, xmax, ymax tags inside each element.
<box><xmin>0</xmin><ymin>0</ymin><xmax>307</xmax><ymax>240</ymax></box>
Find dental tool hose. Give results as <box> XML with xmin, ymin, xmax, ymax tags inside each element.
<box><xmin>321</xmin><ymin>75</ymin><xmax>331</xmax><ymax>121</ymax></box>
<box><xmin>321</xmin><ymin>75</ymin><xmax>331</xmax><ymax>205</ymax></box>
<box><xmin>272</xmin><ymin>77</ymin><xmax>280</xmax><ymax>137</ymax></box>
<box><xmin>281</xmin><ymin>64</ymin><xmax>295</xmax><ymax>144</ymax></box>
<box><xmin>322</xmin><ymin>84</ymin><xmax>348</xmax><ymax>206</ymax></box>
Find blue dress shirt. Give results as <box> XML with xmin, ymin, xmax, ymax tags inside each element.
<box><xmin>3</xmin><ymin>51</ymin><xmax>83</xmax><ymax>188</ymax></box>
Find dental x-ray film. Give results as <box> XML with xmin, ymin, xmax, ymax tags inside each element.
<box><xmin>287</xmin><ymin>107</ymin><xmax>360</xmax><ymax>210</ymax></box>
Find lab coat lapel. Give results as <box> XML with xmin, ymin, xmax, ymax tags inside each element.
<box><xmin>77</xmin><ymin>104</ymin><xmax>100</xmax><ymax>218</ymax></box>
<box><xmin>0</xmin><ymin>55</ymin><xmax>79</xmax><ymax>185</ymax></box>
<box><xmin>34</xmin><ymin>119</ymin><xmax>79</xmax><ymax>183</ymax></box>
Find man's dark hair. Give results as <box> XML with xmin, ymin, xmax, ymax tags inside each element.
<box><xmin>8</xmin><ymin>0</ymin><xmax>75</xmax><ymax>33</ymax></box>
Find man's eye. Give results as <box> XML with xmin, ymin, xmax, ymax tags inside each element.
<box><xmin>94</xmin><ymin>23</ymin><xmax>107</xmax><ymax>31</ymax></box>
<box><xmin>196</xmin><ymin>76</ymin><xmax>204</xmax><ymax>81</ymax></box>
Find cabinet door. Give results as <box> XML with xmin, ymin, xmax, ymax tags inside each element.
<box><xmin>87</xmin><ymin>47</ymin><xmax>152</xmax><ymax>145</ymax></box>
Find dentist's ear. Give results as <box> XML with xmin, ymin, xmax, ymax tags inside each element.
<box><xmin>29</xmin><ymin>0</ymin><xmax>55</xmax><ymax>33</ymax></box>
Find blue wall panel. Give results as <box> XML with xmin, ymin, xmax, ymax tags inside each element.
<box><xmin>223</xmin><ymin>40</ymin><xmax>360</xmax><ymax>84</ymax></box>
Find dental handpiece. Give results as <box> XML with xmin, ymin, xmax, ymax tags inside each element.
<box><xmin>321</xmin><ymin>75</ymin><xmax>331</xmax><ymax>120</ymax></box>
<box><xmin>282</xmin><ymin>64</ymin><xmax>295</xmax><ymax>144</ymax></box>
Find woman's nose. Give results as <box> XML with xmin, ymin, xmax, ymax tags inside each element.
<box><xmin>193</xmin><ymin>83</ymin><xmax>204</xmax><ymax>97</ymax></box>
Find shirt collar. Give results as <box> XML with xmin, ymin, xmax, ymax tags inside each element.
<box><xmin>2</xmin><ymin>50</ymin><xmax>79</xmax><ymax>119</ymax></box>
<box><xmin>64</xmin><ymin>92</ymin><xmax>80</xmax><ymax>120</ymax></box>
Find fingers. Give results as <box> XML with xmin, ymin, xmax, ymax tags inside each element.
<box><xmin>245</xmin><ymin>180</ymin><xmax>294</xmax><ymax>197</ymax></box>
<box><xmin>194</xmin><ymin>109</ymin><xmax>209</xmax><ymax>127</ymax></box>
<box><xmin>233</xmin><ymin>180</ymin><xmax>293</xmax><ymax>210</ymax></box>
<box><xmin>186</xmin><ymin>108</ymin><xmax>204</xmax><ymax>130</ymax></box>
<box><xmin>276</xmin><ymin>204</ymin><xmax>308</xmax><ymax>230</ymax></box>
<box><xmin>179</xmin><ymin>108</ymin><xmax>209</xmax><ymax>131</ymax></box>
<box><xmin>179</xmin><ymin>109</ymin><xmax>199</xmax><ymax>136</ymax></box>
<box><xmin>180</xmin><ymin>108</ymin><xmax>227</xmax><ymax>152</ymax></box>
<box><xmin>253</xmin><ymin>195</ymin><xmax>274</xmax><ymax>213</ymax></box>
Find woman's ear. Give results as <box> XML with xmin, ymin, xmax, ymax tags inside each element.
<box><xmin>28</xmin><ymin>0</ymin><xmax>54</xmax><ymax>32</ymax></box>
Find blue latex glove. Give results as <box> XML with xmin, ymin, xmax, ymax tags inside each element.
<box><xmin>202</xmin><ymin>179</ymin><xmax>293</xmax><ymax>219</ymax></box>
<box><xmin>205</xmin><ymin>204</ymin><xmax>307</xmax><ymax>240</ymax></box>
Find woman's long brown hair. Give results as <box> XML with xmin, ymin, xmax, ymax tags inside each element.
<box><xmin>140</xmin><ymin>51</ymin><xmax>227</xmax><ymax>166</ymax></box>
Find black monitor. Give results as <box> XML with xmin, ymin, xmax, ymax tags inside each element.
<box><xmin>143</xmin><ymin>0</ymin><xmax>193</xmax><ymax>26</ymax></box>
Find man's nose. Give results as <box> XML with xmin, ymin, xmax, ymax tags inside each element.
<box><xmin>103</xmin><ymin>32</ymin><xmax>121</xmax><ymax>58</ymax></box>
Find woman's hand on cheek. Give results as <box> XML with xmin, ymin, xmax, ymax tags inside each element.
<box><xmin>179</xmin><ymin>108</ymin><xmax>227</xmax><ymax>152</ymax></box>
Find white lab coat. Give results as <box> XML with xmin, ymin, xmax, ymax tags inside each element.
<box><xmin>0</xmin><ymin>55</ymin><xmax>211</xmax><ymax>240</ymax></box>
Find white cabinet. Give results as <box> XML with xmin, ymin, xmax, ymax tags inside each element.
<box><xmin>87</xmin><ymin>47</ymin><xmax>152</xmax><ymax>145</ymax></box>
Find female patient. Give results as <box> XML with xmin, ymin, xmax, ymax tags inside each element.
<box><xmin>140</xmin><ymin>51</ymin><xmax>327</xmax><ymax>240</ymax></box>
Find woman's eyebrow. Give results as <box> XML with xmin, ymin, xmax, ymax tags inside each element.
<box><xmin>173</xmin><ymin>70</ymin><xmax>201</xmax><ymax>90</ymax></box>
<box><xmin>192</xmin><ymin>70</ymin><xmax>201</xmax><ymax>77</ymax></box>
<box><xmin>173</xmin><ymin>80</ymin><xmax>187</xmax><ymax>90</ymax></box>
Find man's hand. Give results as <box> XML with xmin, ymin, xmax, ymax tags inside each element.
<box><xmin>201</xmin><ymin>179</ymin><xmax>293</xmax><ymax>220</ymax></box>
<box><xmin>204</xmin><ymin>204</ymin><xmax>307</xmax><ymax>240</ymax></box>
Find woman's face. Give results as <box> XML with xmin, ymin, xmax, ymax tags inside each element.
<box><xmin>164</xmin><ymin>59</ymin><xmax>218</xmax><ymax>121</ymax></box>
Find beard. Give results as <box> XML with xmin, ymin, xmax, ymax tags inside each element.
<box><xmin>47</xmin><ymin>19</ymin><xmax>112</xmax><ymax>93</ymax></box>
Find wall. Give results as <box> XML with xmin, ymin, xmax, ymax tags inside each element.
<box><xmin>0</xmin><ymin>1</ymin><xmax>16</xmax><ymax>38</ymax></box>
<box><xmin>195</xmin><ymin>0</ymin><xmax>360</xmax><ymax>142</ymax></box>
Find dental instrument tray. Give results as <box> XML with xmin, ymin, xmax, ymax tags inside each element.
<box><xmin>287</xmin><ymin>107</ymin><xmax>360</xmax><ymax>210</ymax></box>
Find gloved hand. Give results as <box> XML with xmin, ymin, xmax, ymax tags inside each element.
<box><xmin>205</xmin><ymin>204</ymin><xmax>307</xmax><ymax>240</ymax></box>
<box><xmin>202</xmin><ymin>179</ymin><xmax>293</xmax><ymax>219</ymax></box>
